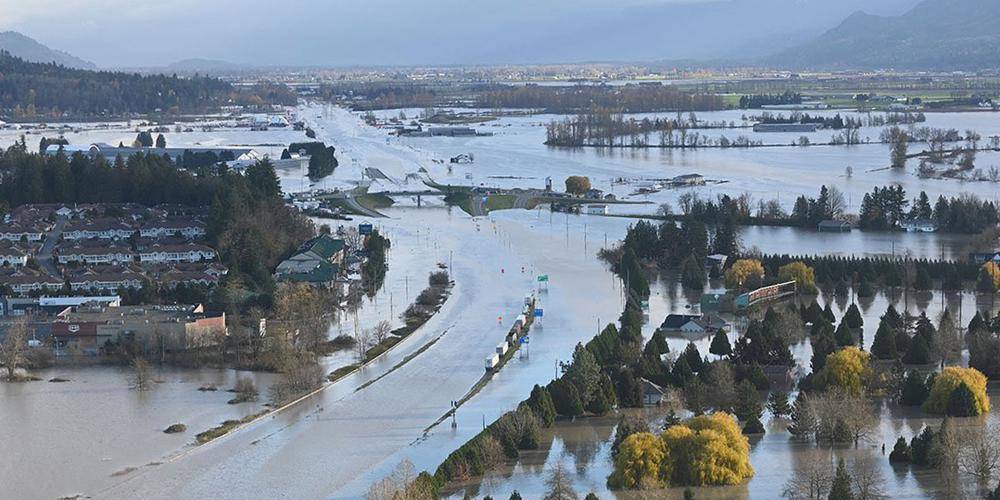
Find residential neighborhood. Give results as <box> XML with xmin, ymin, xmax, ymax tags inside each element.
<box><xmin>0</xmin><ymin>203</ymin><xmax>221</xmax><ymax>295</ymax></box>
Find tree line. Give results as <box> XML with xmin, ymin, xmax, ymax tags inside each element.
<box><xmin>0</xmin><ymin>51</ymin><xmax>296</xmax><ymax>118</ymax></box>
<box><xmin>478</xmin><ymin>84</ymin><xmax>725</xmax><ymax>114</ymax></box>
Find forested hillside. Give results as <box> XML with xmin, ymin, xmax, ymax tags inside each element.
<box><xmin>0</xmin><ymin>51</ymin><xmax>296</xmax><ymax>118</ymax></box>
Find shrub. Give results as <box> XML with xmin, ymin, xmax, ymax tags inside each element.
<box><xmin>922</xmin><ymin>366</ymin><xmax>990</xmax><ymax>416</ymax></box>
<box><xmin>909</xmin><ymin>426</ymin><xmax>936</xmax><ymax>466</ymax></box>
<box><xmin>163</xmin><ymin>423</ymin><xmax>187</xmax><ymax>434</ymax></box>
<box><xmin>946</xmin><ymin>383</ymin><xmax>980</xmax><ymax>417</ymax></box>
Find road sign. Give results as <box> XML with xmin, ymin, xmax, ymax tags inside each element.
<box><xmin>359</xmin><ymin>223</ymin><xmax>373</xmax><ymax>235</ymax></box>
<box><xmin>534</xmin><ymin>309</ymin><xmax>543</xmax><ymax>317</ymax></box>
<box><xmin>520</xmin><ymin>336</ymin><xmax>529</xmax><ymax>344</ymax></box>
<box><xmin>537</xmin><ymin>274</ymin><xmax>549</xmax><ymax>282</ymax></box>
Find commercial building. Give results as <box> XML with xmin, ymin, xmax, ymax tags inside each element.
<box><xmin>53</xmin><ymin>304</ymin><xmax>225</xmax><ymax>355</ymax></box>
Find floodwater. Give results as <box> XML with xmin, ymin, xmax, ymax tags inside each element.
<box><xmin>0</xmin><ymin>366</ymin><xmax>276</xmax><ymax>499</ymax></box>
<box><xmin>0</xmin><ymin>103</ymin><xmax>997</xmax><ymax>498</ymax></box>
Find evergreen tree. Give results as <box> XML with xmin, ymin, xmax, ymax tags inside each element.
<box><xmin>889</xmin><ymin>436</ymin><xmax>911</xmax><ymax>463</ymax></box>
<box><xmin>709</xmin><ymin>329</ymin><xmax>732</xmax><ymax>357</ymax></box>
<box><xmin>766</xmin><ymin>391</ymin><xmax>792</xmax><ymax>418</ymax></box>
<box><xmin>616</xmin><ymin>369</ymin><xmax>643</xmax><ymax>408</ymax></box>
<box><xmin>155</xmin><ymin>133</ymin><xmax>166</xmax><ymax>148</ymax></box>
<box><xmin>946</xmin><ymin>383</ymin><xmax>980</xmax><ymax>417</ymax></box>
<box><xmin>902</xmin><ymin>335</ymin><xmax>930</xmax><ymax>365</ymax></box>
<box><xmin>900</xmin><ymin>371</ymin><xmax>930</xmax><ymax>406</ymax></box>
<box><xmin>822</xmin><ymin>303</ymin><xmax>836</xmax><ymax>324</ymax></box>
<box><xmin>828</xmin><ymin>459</ymin><xmax>854</xmax><ymax>500</ymax></box>
<box><xmin>672</xmin><ymin>356</ymin><xmax>694</xmax><ymax>386</ymax></box>
<box><xmin>788</xmin><ymin>393</ymin><xmax>817</xmax><ymax>440</ymax></box>
<box><xmin>527</xmin><ymin>384</ymin><xmax>557</xmax><ymax>427</ymax></box>
<box><xmin>909</xmin><ymin>426</ymin><xmax>936</xmax><ymax>466</ymax></box>
<box><xmin>810</xmin><ymin>323</ymin><xmax>837</xmax><ymax>372</ymax></box>
<box><xmin>843</xmin><ymin>303</ymin><xmax>863</xmax><ymax>329</ymax></box>
<box><xmin>834</xmin><ymin>321</ymin><xmax>855</xmax><ymax>347</ymax></box>
<box><xmin>549</xmin><ymin>378</ymin><xmax>583</xmax><ymax>418</ymax></box>
<box><xmin>680</xmin><ymin>256</ymin><xmax>705</xmax><ymax>290</ymax></box>
<box><xmin>681</xmin><ymin>342</ymin><xmax>704</xmax><ymax>373</ymax></box>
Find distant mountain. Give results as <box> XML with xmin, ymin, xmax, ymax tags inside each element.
<box><xmin>164</xmin><ymin>58</ymin><xmax>246</xmax><ymax>74</ymax></box>
<box><xmin>0</xmin><ymin>31</ymin><xmax>96</xmax><ymax>69</ymax></box>
<box><xmin>769</xmin><ymin>0</ymin><xmax>1000</xmax><ymax>70</ymax></box>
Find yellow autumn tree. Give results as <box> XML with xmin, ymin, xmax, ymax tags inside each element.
<box><xmin>985</xmin><ymin>262</ymin><xmax>1000</xmax><ymax>289</ymax></box>
<box><xmin>608</xmin><ymin>432</ymin><xmax>667</xmax><ymax>489</ymax></box>
<box><xmin>724</xmin><ymin>259</ymin><xmax>765</xmax><ymax>290</ymax></box>
<box><xmin>815</xmin><ymin>346</ymin><xmax>871</xmax><ymax>395</ymax></box>
<box><xmin>778</xmin><ymin>261</ymin><xmax>817</xmax><ymax>293</ymax></box>
<box><xmin>923</xmin><ymin>366</ymin><xmax>990</xmax><ymax>415</ymax></box>
<box><xmin>661</xmin><ymin>412</ymin><xmax>754</xmax><ymax>486</ymax></box>
<box><xmin>609</xmin><ymin>412</ymin><xmax>754</xmax><ymax>490</ymax></box>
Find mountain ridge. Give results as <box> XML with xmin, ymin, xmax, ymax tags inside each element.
<box><xmin>0</xmin><ymin>31</ymin><xmax>96</xmax><ymax>69</ymax></box>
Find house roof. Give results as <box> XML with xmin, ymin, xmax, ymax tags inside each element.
<box><xmin>298</xmin><ymin>235</ymin><xmax>345</xmax><ymax>261</ymax></box>
<box><xmin>277</xmin><ymin>260</ymin><xmax>340</xmax><ymax>284</ymax></box>
<box><xmin>660</xmin><ymin>314</ymin><xmax>701</xmax><ymax>330</ymax></box>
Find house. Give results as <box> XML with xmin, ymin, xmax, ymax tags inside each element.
<box><xmin>0</xmin><ymin>269</ymin><xmax>64</xmax><ymax>295</ymax></box>
<box><xmin>0</xmin><ymin>223</ymin><xmax>46</xmax><ymax>242</ymax></box>
<box><xmin>0</xmin><ymin>244</ymin><xmax>28</xmax><ymax>267</ymax></box>
<box><xmin>586</xmin><ymin>204</ymin><xmax>608</xmax><ymax>215</ymax></box>
<box><xmin>900</xmin><ymin>219</ymin><xmax>937</xmax><ymax>233</ymax></box>
<box><xmin>640</xmin><ymin>378</ymin><xmax>668</xmax><ymax>406</ymax></box>
<box><xmin>818</xmin><ymin>220</ymin><xmax>852</xmax><ymax>233</ymax></box>
<box><xmin>297</xmin><ymin>234</ymin><xmax>346</xmax><ymax>265</ymax></box>
<box><xmin>139</xmin><ymin>219</ymin><xmax>207</xmax><ymax>239</ymax></box>
<box><xmin>68</xmin><ymin>268</ymin><xmax>145</xmax><ymax>292</ymax></box>
<box><xmin>139</xmin><ymin>243</ymin><xmax>216</xmax><ymax>264</ymax></box>
<box><xmin>53</xmin><ymin>303</ymin><xmax>225</xmax><ymax>354</ymax></box>
<box><xmin>671</xmin><ymin>174</ymin><xmax>705</xmax><ymax>186</ymax></box>
<box><xmin>276</xmin><ymin>259</ymin><xmax>340</xmax><ymax>287</ymax></box>
<box><xmin>659</xmin><ymin>313</ymin><xmax>727</xmax><ymax>336</ymax></box>
<box><xmin>705</xmin><ymin>254</ymin><xmax>728</xmax><ymax>269</ymax></box>
<box><xmin>62</xmin><ymin>219</ymin><xmax>135</xmax><ymax>240</ymax></box>
<box><xmin>57</xmin><ymin>246</ymin><xmax>134</xmax><ymax>265</ymax></box>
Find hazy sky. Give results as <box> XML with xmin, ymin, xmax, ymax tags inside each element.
<box><xmin>0</xmin><ymin>0</ymin><xmax>923</xmax><ymax>68</ymax></box>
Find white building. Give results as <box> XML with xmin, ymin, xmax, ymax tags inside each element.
<box><xmin>139</xmin><ymin>244</ymin><xmax>216</xmax><ymax>264</ymax></box>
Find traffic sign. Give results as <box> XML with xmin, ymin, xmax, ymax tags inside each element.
<box><xmin>537</xmin><ymin>274</ymin><xmax>549</xmax><ymax>282</ymax></box>
<box><xmin>534</xmin><ymin>309</ymin><xmax>543</xmax><ymax>317</ymax></box>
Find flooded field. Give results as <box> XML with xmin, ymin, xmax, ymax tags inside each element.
<box><xmin>0</xmin><ymin>103</ymin><xmax>996</xmax><ymax>498</ymax></box>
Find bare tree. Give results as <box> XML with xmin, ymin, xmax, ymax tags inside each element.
<box><xmin>131</xmin><ymin>357</ymin><xmax>153</xmax><ymax>391</ymax></box>
<box><xmin>782</xmin><ymin>451</ymin><xmax>833</xmax><ymax>499</ymax></box>
<box><xmin>0</xmin><ymin>318</ymin><xmax>28</xmax><ymax>381</ymax></box>
<box><xmin>371</xmin><ymin>320</ymin><xmax>392</xmax><ymax>346</ymax></box>
<box><xmin>544</xmin><ymin>461</ymin><xmax>578</xmax><ymax>500</ymax></box>
<box><xmin>366</xmin><ymin>459</ymin><xmax>419</xmax><ymax>500</ymax></box>
<box><xmin>850</xmin><ymin>455</ymin><xmax>888</xmax><ymax>500</ymax></box>
<box><xmin>354</xmin><ymin>328</ymin><xmax>373</xmax><ymax>363</ymax></box>
<box><xmin>959</xmin><ymin>424</ymin><xmax>1000</xmax><ymax>486</ymax></box>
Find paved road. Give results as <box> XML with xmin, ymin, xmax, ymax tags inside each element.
<box><xmin>36</xmin><ymin>217</ymin><xmax>66</xmax><ymax>276</ymax></box>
